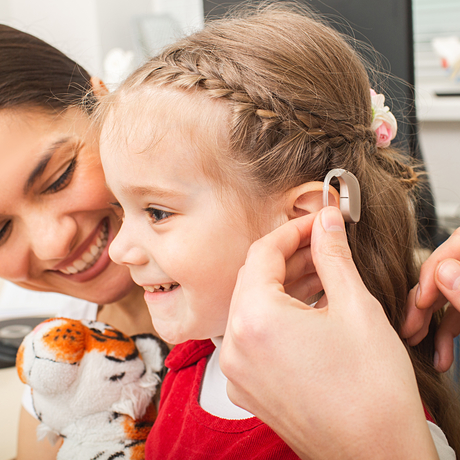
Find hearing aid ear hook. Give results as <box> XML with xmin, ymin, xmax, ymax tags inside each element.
<box><xmin>323</xmin><ymin>169</ymin><xmax>361</xmax><ymax>223</ymax></box>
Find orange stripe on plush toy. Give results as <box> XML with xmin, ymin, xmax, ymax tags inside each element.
<box><xmin>86</xmin><ymin>325</ymin><xmax>138</xmax><ymax>361</ymax></box>
<box><xmin>40</xmin><ymin>318</ymin><xmax>138</xmax><ymax>362</ymax></box>
<box><xmin>123</xmin><ymin>402</ymin><xmax>157</xmax><ymax>460</ymax></box>
<box><xmin>16</xmin><ymin>342</ymin><xmax>26</xmax><ymax>383</ymax></box>
<box><xmin>41</xmin><ymin>319</ymin><xmax>86</xmax><ymax>363</ymax></box>
<box><xmin>124</xmin><ymin>402</ymin><xmax>157</xmax><ymax>440</ymax></box>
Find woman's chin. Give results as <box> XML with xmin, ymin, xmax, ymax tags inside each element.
<box><xmin>62</xmin><ymin>267</ymin><xmax>136</xmax><ymax>305</ymax></box>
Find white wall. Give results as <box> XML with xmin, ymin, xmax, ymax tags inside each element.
<box><xmin>1</xmin><ymin>0</ymin><xmax>102</xmax><ymax>75</ymax></box>
<box><xmin>0</xmin><ymin>0</ymin><xmax>203</xmax><ymax>77</ymax></box>
<box><xmin>418</xmin><ymin>121</ymin><xmax>460</xmax><ymax>219</ymax></box>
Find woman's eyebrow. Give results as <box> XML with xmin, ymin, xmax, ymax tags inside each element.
<box><xmin>23</xmin><ymin>137</ymin><xmax>71</xmax><ymax>194</ymax></box>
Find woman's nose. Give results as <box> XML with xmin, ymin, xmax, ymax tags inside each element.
<box><xmin>109</xmin><ymin>220</ymin><xmax>148</xmax><ymax>267</ymax></box>
<box><xmin>28</xmin><ymin>214</ymin><xmax>77</xmax><ymax>262</ymax></box>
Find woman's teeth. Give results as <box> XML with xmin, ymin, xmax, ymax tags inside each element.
<box><xmin>59</xmin><ymin>222</ymin><xmax>109</xmax><ymax>275</ymax></box>
<box><xmin>144</xmin><ymin>283</ymin><xmax>179</xmax><ymax>293</ymax></box>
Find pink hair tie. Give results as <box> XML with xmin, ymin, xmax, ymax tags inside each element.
<box><xmin>370</xmin><ymin>89</ymin><xmax>397</xmax><ymax>148</ymax></box>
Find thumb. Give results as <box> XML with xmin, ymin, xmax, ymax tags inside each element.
<box><xmin>311</xmin><ymin>207</ymin><xmax>367</xmax><ymax>307</ymax></box>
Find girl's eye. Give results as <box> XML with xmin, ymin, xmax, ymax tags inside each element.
<box><xmin>42</xmin><ymin>157</ymin><xmax>77</xmax><ymax>195</ymax></box>
<box><xmin>0</xmin><ymin>220</ymin><xmax>12</xmax><ymax>245</ymax></box>
<box><xmin>145</xmin><ymin>207</ymin><xmax>173</xmax><ymax>224</ymax></box>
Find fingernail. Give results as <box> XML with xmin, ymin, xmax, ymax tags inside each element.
<box><xmin>433</xmin><ymin>351</ymin><xmax>439</xmax><ymax>370</ymax></box>
<box><xmin>321</xmin><ymin>207</ymin><xmax>344</xmax><ymax>232</ymax></box>
<box><xmin>437</xmin><ymin>259</ymin><xmax>460</xmax><ymax>291</ymax></box>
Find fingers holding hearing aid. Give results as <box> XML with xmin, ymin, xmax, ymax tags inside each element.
<box><xmin>222</xmin><ymin>207</ymin><xmax>437</xmax><ymax>460</ymax></box>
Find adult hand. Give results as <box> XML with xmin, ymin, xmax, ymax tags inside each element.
<box><xmin>402</xmin><ymin>228</ymin><xmax>460</xmax><ymax>373</ymax></box>
<box><xmin>220</xmin><ymin>207</ymin><xmax>437</xmax><ymax>460</ymax></box>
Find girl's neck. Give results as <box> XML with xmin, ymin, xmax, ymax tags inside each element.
<box><xmin>97</xmin><ymin>284</ymin><xmax>157</xmax><ymax>337</ymax></box>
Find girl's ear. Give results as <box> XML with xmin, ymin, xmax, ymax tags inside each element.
<box><xmin>90</xmin><ymin>76</ymin><xmax>109</xmax><ymax>99</ymax></box>
<box><xmin>284</xmin><ymin>181</ymin><xmax>340</xmax><ymax>220</ymax></box>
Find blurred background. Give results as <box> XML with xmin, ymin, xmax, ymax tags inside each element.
<box><xmin>0</xmin><ymin>1</ymin><xmax>459</xmax><ymax>458</ymax></box>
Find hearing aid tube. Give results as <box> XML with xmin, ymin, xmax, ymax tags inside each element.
<box><xmin>323</xmin><ymin>169</ymin><xmax>361</xmax><ymax>223</ymax></box>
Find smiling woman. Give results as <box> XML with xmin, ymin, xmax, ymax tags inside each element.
<box><xmin>0</xmin><ymin>24</ymin><xmax>165</xmax><ymax>460</ymax></box>
<box><xmin>0</xmin><ymin>108</ymin><xmax>126</xmax><ymax>300</ymax></box>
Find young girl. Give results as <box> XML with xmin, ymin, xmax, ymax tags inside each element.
<box><xmin>98</xmin><ymin>4</ymin><xmax>460</xmax><ymax>458</ymax></box>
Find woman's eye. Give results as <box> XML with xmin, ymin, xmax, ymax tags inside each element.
<box><xmin>109</xmin><ymin>201</ymin><xmax>124</xmax><ymax>222</ymax></box>
<box><xmin>145</xmin><ymin>207</ymin><xmax>173</xmax><ymax>224</ymax></box>
<box><xmin>43</xmin><ymin>157</ymin><xmax>77</xmax><ymax>195</ymax></box>
<box><xmin>0</xmin><ymin>220</ymin><xmax>12</xmax><ymax>245</ymax></box>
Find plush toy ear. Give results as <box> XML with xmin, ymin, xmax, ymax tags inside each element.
<box><xmin>133</xmin><ymin>334</ymin><xmax>169</xmax><ymax>374</ymax></box>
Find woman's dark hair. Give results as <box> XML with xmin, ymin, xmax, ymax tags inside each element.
<box><xmin>0</xmin><ymin>24</ymin><xmax>95</xmax><ymax>113</ymax></box>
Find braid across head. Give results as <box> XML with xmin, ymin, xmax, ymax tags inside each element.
<box><xmin>122</xmin><ymin>5</ymin><xmax>416</xmax><ymax>198</ymax></box>
<box><xmin>121</xmin><ymin>10</ymin><xmax>350</xmax><ymax>185</ymax></box>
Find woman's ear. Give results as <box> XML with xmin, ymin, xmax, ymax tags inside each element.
<box><xmin>90</xmin><ymin>76</ymin><xmax>109</xmax><ymax>99</ymax></box>
<box><xmin>285</xmin><ymin>181</ymin><xmax>340</xmax><ymax>220</ymax></box>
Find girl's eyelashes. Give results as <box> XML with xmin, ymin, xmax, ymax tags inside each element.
<box><xmin>42</xmin><ymin>156</ymin><xmax>78</xmax><ymax>195</ymax></box>
<box><xmin>144</xmin><ymin>207</ymin><xmax>174</xmax><ymax>224</ymax></box>
<box><xmin>0</xmin><ymin>220</ymin><xmax>12</xmax><ymax>245</ymax></box>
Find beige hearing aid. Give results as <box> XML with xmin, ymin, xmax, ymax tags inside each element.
<box><xmin>323</xmin><ymin>169</ymin><xmax>361</xmax><ymax>223</ymax></box>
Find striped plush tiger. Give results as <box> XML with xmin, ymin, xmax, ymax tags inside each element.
<box><xmin>16</xmin><ymin>318</ymin><xmax>169</xmax><ymax>460</ymax></box>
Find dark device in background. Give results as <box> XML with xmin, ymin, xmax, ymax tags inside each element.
<box><xmin>203</xmin><ymin>0</ymin><xmax>445</xmax><ymax>248</ymax></box>
<box><xmin>0</xmin><ymin>317</ymin><xmax>46</xmax><ymax>368</ymax></box>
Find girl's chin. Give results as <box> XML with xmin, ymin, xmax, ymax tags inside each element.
<box><xmin>149</xmin><ymin>321</ymin><xmax>184</xmax><ymax>345</ymax></box>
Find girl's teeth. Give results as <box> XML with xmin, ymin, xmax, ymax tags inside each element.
<box><xmin>90</xmin><ymin>245</ymin><xmax>99</xmax><ymax>256</ymax></box>
<box><xmin>67</xmin><ymin>266</ymin><xmax>78</xmax><ymax>274</ymax></box>
<box><xmin>144</xmin><ymin>283</ymin><xmax>179</xmax><ymax>293</ymax></box>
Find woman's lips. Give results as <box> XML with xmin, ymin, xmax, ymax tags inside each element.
<box><xmin>59</xmin><ymin>221</ymin><xmax>108</xmax><ymax>275</ymax></box>
<box><xmin>53</xmin><ymin>219</ymin><xmax>115</xmax><ymax>283</ymax></box>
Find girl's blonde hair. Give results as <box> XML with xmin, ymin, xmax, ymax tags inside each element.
<box><xmin>101</xmin><ymin>2</ymin><xmax>460</xmax><ymax>451</ymax></box>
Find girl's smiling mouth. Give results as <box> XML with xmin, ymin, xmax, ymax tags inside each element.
<box><xmin>144</xmin><ymin>282</ymin><xmax>180</xmax><ymax>293</ymax></box>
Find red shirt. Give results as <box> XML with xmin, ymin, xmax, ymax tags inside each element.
<box><xmin>146</xmin><ymin>339</ymin><xmax>300</xmax><ymax>460</ymax></box>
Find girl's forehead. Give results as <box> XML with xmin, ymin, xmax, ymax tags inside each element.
<box><xmin>101</xmin><ymin>86</ymin><xmax>230</xmax><ymax>159</ymax></box>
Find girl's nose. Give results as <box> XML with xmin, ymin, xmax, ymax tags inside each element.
<box><xmin>28</xmin><ymin>214</ymin><xmax>77</xmax><ymax>262</ymax></box>
<box><xmin>109</xmin><ymin>220</ymin><xmax>148</xmax><ymax>267</ymax></box>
